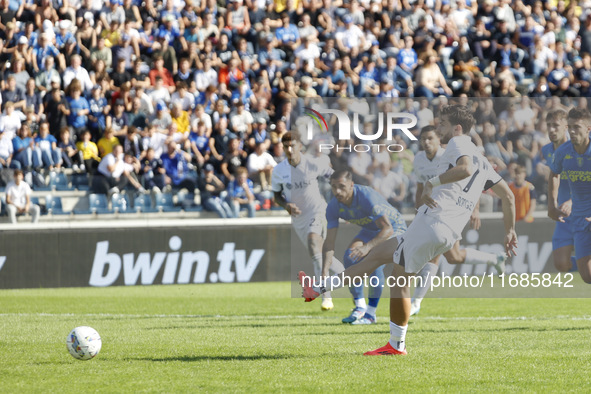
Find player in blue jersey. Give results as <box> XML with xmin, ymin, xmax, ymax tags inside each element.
<box><xmin>322</xmin><ymin>170</ymin><xmax>408</xmax><ymax>325</ymax></box>
<box><xmin>542</xmin><ymin>109</ymin><xmax>576</xmax><ymax>273</ymax></box>
<box><xmin>549</xmin><ymin>108</ymin><xmax>591</xmax><ymax>284</ymax></box>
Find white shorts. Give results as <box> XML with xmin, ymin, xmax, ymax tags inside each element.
<box><xmin>293</xmin><ymin>212</ymin><xmax>327</xmax><ymax>245</ymax></box>
<box><xmin>393</xmin><ymin>212</ymin><xmax>458</xmax><ymax>274</ymax></box>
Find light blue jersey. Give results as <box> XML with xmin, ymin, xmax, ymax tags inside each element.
<box><xmin>542</xmin><ymin>142</ymin><xmax>571</xmax><ymax>206</ymax></box>
<box><xmin>326</xmin><ymin>184</ymin><xmax>407</xmax><ymax>309</ymax></box>
<box><xmin>326</xmin><ymin>185</ymin><xmax>407</xmax><ymax>236</ymax></box>
<box><xmin>550</xmin><ymin>140</ymin><xmax>591</xmax><ymax>259</ymax></box>
<box><xmin>542</xmin><ymin>142</ymin><xmax>574</xmax><ymax>250</ymax></box>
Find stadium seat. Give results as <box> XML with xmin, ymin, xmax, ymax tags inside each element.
<box><xmin>176</xmin><ymin>191</ymin><xmax>202</xmax><ymax>212</ymax></box>
<box><xmin>49</xmin><ymin>171</ymin><xmax>72</xmax><ymax>191</ymax></box>
<box><xmin>72</xmin><ymin>173</ymin><xmax>90</xmax><ymax>191</ymax></box>
<box><xmin>0</xmin><ymin>196</ymin><xmax>6</xmax><ymax>216</ymax></box>
<box><xmin>154</xmin><ymin>192</ymin><xmax>182</xmax><ymax>212</ymax></box>
<box><xmin>111</xmin><ymin>193</ymin><xmax>133</xmax><ymax>214</ymax></box>
<box><xmin>44</xmin><ymin>195</ymin><xmax>69</xmax><ymax>215</ymax></box>
<box><xmin>133</xmin><ymin>193</ymin><xmax>158</xmax><ymax>213</ymax></box>
<box><xmin>74</xmin><ymin>193</ymin><xmax>112</xmax><ymax>214</ymax></box>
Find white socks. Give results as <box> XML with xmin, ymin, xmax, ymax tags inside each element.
<box><xmin>464</xmin><ymin>248</ymin><xmax>497</xmax><ymax>265</ymax></box>
<box><xmin>389</xmin><ymin>321</ymin><xmax>407</xmax><ymax>351</ymax></box>
<box><xmin>365</xmin><ymin>305</ymin><xmax>377</xmax><ymax>318</ymax></box>
<box><xmin>412</xmin><ymin>262</ymin><xmax>438</xmax><ymax>303</ymax></box>
<box><xmin>354</xmin><ymin>298</ymin><xmax>367</xmax><ymax>309</ymax></box>
<box><xmin>331</xmin><ymin>256</ymin><xmax>345</xmax><ymax>272</ymax></box>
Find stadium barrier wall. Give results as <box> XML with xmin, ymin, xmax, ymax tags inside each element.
<box><xmin>0</xmin><ymin>214</ymin><xmax>556</xmax><ymax>289</ymax></box>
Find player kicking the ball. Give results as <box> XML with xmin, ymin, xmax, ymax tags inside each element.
<box><xmin>272</xmin><ymin>132</ymin><xmax>344</xmax><ymax>310</ymax></box>
<box><xmin>548</xmin><ymin>108</ymin><xmax>591</xmax><ymax>284</ymax></box>
<box><xmin>410</xmin><ymin>126</ymin><xmax>507</xmax><ymax>316</ymax></box>
<box><xmin>322</xmin><ymin>170</ymin><xmax>407</xmax><ymax>325</ymax></box>
<box><xmin>299</xmin><ymin>105</ymin><xmax>518</xmax><ymax>355</ymax></box>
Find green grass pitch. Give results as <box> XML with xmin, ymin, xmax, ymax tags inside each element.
<box><xmin>1</xmin><ymin>282</ymin><xmax>590</xmax><ymax>392</ymax></box>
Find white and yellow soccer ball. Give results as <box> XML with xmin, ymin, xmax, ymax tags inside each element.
<box><xmin>66</xmin><ymin>326</ymin><xmax>102</xmax><ymax>360</ymax></box>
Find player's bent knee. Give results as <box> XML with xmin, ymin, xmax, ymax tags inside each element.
<box><xmin>343</xmin><ymin>248</ymin><xmax>356</xmax><ymax>267</ymax></box>
<box><xmin>553</xmin><ymin>259</ymin><xmax>572</xmax><ymax>272</ymax></box>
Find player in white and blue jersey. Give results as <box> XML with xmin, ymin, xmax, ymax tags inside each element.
<box><xmin>300</xmin><ymin>105</ymin><xmax>518</xmax><ymax>355</ymax></box>
<box><xmin>323</xmin><ymin>170</ymin><xmax>407</xmax><ymax>325</ymax></box>
<box><xmin>542</xmin><ymin>109</ymin><xmax>576</xmax><ymax>273</ymax></box>
<box><xmin>409</xmin><ymin>126</ymin><xmax>506</xmax><ymax>316</ymax></box>
<box><xmin>549</xmin><ymin>108</ymin><xmax>591</xmax><ymax>284</ymax></box>
<box><xmin>272</xmin><ymin>132</ymin><xmax>345</xmax><ymax>311</ymax></box>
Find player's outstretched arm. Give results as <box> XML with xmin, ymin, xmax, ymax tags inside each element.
<box><xmin>547</xmin><ymin>170</ymin><xmax>567</xmax><ymax>222</ymax></box>
<box><xmin>491</xmin><ymin>180</ymin><xmax>518</xmax><ymax>257</ymax></box>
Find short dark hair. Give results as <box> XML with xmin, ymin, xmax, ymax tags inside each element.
<box><xmin>330</xmin><ymin>169</ymin><xmax>353</xmax><ymax>182</ymax></box>
<box><xmin>568</xmin><ymin>108</ymin><xmax>591</xmax><ymax>123</ymax></box>
<box><xmin>546</xmin><ymin>109</ymin><xmax>567</xmax><ymax>123</ymax></box>
<box><xmin>420</xmin><ymin>125</ymin><xmax>437</xmax><ymax>137</ymax></box>
<box><xmin>14</xmin><ymin>169</ymin><xmax>23</xmax><ymax>177</ymax></box>
<box><xmin>440</xmin><ymin>105</ymin><xmax>475</xmax><ymax>135</ymax></box>
<box><xmin>281</xmin><ymin>131</ymin><xmax>300</xmax><ymax>144</ymax></box>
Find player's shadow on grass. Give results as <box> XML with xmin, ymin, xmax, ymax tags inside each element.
<box><xmin>130</xmin><ymin>354</ymin><xmax>304</xmax><ymax>362</ymax></box>
<box><xmin>144</xmin><ymin>321</ymin><xmax>332</xmax><ymax>330</ymax></box>
<box><xmin>414</xmin><ymin>326</ymin><xmax>591</xmax><ymax>334</ymax></box>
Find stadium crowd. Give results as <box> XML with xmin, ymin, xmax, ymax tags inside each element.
<box><xmin>0</xmin><ymin>0</ymin><xmax>588</xmax><ymax>217</ymax></box>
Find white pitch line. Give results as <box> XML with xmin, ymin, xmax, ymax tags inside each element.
<box><xmin>0</xmin><ymin>313</ymin><xmax>590</xmax><ymax>321</ymax></box>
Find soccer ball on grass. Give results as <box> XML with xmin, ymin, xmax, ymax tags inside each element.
<box><xmin>66</xmin><ymin>326</ymin><xmax>102</xmax><ymax>360</ymax></box>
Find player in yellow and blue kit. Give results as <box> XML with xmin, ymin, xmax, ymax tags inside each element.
<box><xmin>322</xmin><ymin>170</ymin><xmax>407</xmax><ymax>325</ymax></box>
<box><xmin>542</xmin><ymin>109</ymin><xmax>576</xmax><ymax>273</ymax></box>
<box><xmin>549</xmin><ymin>108</ymin><xmax>591</xmax><ymax>283</ymax></box>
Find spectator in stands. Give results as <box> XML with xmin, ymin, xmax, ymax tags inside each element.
<box><xmin>187</xmin><ymin>119</ymin><xmax>210</xmax><ymax>168</ymax></box>
<box><xmin>58</xmin><ymin>127</ymin><xmax>83</xmax><ymax>171</ymax></box>
<box><xmin>0</xmin><ymin>101</ymin><xmax>21</xmax><ymax>139</ymax></box>
<box><xmin>76</xmin><ymin>130</ymin><xmax>100</xmax><ymax>173</ymax></box>
<box><xmin>93</xmin><ymin>144</ymin><xmax>143</xmax><ymax>195</ymax></box>
<box><xmin>24</xmin><ymin>78</ymin><xmax>43</xmax><ymax>121</ymax></box>
<box><xmin>90</xmin><ymin>37</ymin><xmax>112</xmax><ymax>71</ymax></box>
<box><xmin>34</xmin><ymin>56</ymin><xmax>61</xmax><ymax>93</ymax></box>
<box><xmin>8</xmin><ymin>57</ymin><xmax>31</xmax><ymax>94</ymax></box>
<box><xmin>97</xmin><ymin>127</ymin><xmax>120</xmax><ymax>158</ymax></box>
<box><xmin>65</xmin><ymin>79</ymin><xmax>90</xmax><ymax>140</ymax></box>
<box><xmin>150</xmin><ymin>100</ymin><xmax>172</xmax><ymax>134</ymax></box>
<box><xmin>139</xmin><ymin>147</ymin><xmax>166</xmax><ymax>193</ymax></box>
<box><xmin>246</xmin><ymin>142</ymin><xmax>276</xmax><ymax>191</ymax></box>
<box><xmin>43</xmin><ymin>79</ymin><xmax>69</xmax><ymax>139</ymax></box>
<box><xmin>0</xmin><ymin>124</ymin><xmax>18</xmax><ymax>170</ymax></box>
<box><xmin>160</xmin><ymin>140</ymin><xmax>197</xmax><ymax>192</ymax></box>
<box><xmin>199</xmin><ymin>163</ymin><xmax>233</xmax><ymax>218</ymax></box>
<box><xmin>226</xmin><ymin>166</ymin><xmax>256</xmax><ymax>218</ymax></box>
<box><xmin>87</xmin><ymin>84</ymin><xmax>108</xmax><ymax>140</ymax></box>
<box><xmin>62</xmin><ymin>54</ymin><xmax>93</xmax><ymax>92</ymax></box>
<box><xmin>5</xmin><ymin>169</ymin><xmax>40</xmax><ymax>224</ymax></box>
<box><xmin>13</xmin><ymin>124</ymin><xmax>40</xmax><ymax>171</ymax></box>
<box><xmin>35</xmin><ymin>121</ymin><xmax>61</xmax><ymax>170</ymax></box>
<box><xmin>171</xmin><ymin>101</ymin><xmax>190</xmax><ymax>135</ymax></box>
<box><xmin>106</xmin><ymin>98</ymin><xmax>129</xmax><ymax>140</ymax></box>
<box><xmin>415</xmin><ymin>50</ymin><xmax>452</xmax><ymax>98</ymax></box>
<box><xmin>1</xmin><ymin>76</ymin><xmax>25</xmax><ymax>112</ymax></box>
<box><xmin>220</xmin><ymin>136</ymin><xmax>245</xmax><ymax>183</ymax></box>
<box><xmin>149</xmin><ymin>54</ymin><xmax>174</xmax><ymax>92</ymax></box>
<box><xmin>509</xmin><ymin>164</ymin><xmax>536</xmax><ymax>223</ymax></box>
<box><xmin>123</xmin><ymin>127</ymin><xmax>142</xmax><ymax>159</ymax></box>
